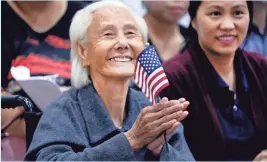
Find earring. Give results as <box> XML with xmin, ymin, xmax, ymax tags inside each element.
<box><xmin>82</xmin><ymin>62</ymin><xmax>87</xmax><ymax>67</ymax></box>
<box><xmin>145</xmin><ymin>42</ymin><xmax>150</xmax><ymax>47</ymax></box>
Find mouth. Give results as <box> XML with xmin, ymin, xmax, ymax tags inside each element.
<box><xmin>109</xmin><ymin>56</ymin><xmax>133</xmax><ymax>62</ymax></box>
<box><xmin>167</xmin><ymin>6</ymin><xmax>185</xmax><ymax>13</ymax></box>
<box><xmin>217</xmin><ymin>35</ymin><xmax>237</xmax><ymax>44</ymax></box>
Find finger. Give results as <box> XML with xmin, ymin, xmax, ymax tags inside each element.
<box><xmin>148</xmin><ymin>110</ymin><xmax>183</xmax><ymax>130</ymax></box>
<box><xmin>151</xmin><ymin>119</ymin><xmax>177</xmax><ymax>136</ymax></box>
<box><xmin>160</xmin><ymin>97</ymin><xmax>168</xmax><ymax>103</ymax></box>
<box><xmin>143</xmin><ymin>100</ymin><xmax>188</xmax><ymax>123</ymax></box>
<box><xmin>140</xmin><ymin>98</ymin><xmax>180</xmax><ymax>114</ymax></box>
<box><xmin>166</xmin><ymin>121</ymin><xmax>179</xmax><ymax>135</ymax></box>
<box><xmin>178</xmin><ymin>98</ymin><xmax>186</xmax><ymax>103</ymax></box>
<box><xmin>141</xmin><ymin>98</ymin><xmax>171</xmax><ymax>115</ymax></box>
<box><xmin>152</xmin><ymin>102</ymin><xmax>185</xmax><ymax>120</ymax></box>
<box><xmin>147</xmin><ymin>134</ymin><xmax>164</xmax><ymax>151</ymax></box>
<box><xmin>152</xmin><ymin>100</ymin><xmax>181</xmax><ymax>112</ymax></box>
<box><xmin>140</xmin><ymin>105</ymin><xmax>155</xmax><ymax>116</ymax></box>
<box><xmin>182</xmin><ymin>101</ymin><xmax>190</xmax><ymax>110</ymax></box>
<box><xmin>177</xmin><ymin>111</ymin><xmax>189</xmax><ymax>122</ymax></box>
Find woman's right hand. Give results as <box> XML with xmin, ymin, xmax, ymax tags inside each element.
<box><xmin>124</xmin><ymin>97</ymin><xmax>189</xmax><ymax>151</ymax></box>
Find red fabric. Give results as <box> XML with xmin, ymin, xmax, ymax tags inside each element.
<box><xmin>8</xmin><ymin>53</ymin><xmax>71</xmax><ymax>79</ymax></box>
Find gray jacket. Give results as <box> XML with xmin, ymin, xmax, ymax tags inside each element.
<box><xmin>25</xmin><ymin>84</ymin><xmax>194</xmax><ymax>161</ymax></box>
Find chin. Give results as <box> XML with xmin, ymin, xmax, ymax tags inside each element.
<box><xmin>216</xmin><ymin>50</ymin><xmax>234</xmax><ymax>56</ymax></box>
<box><xmin>107</xmin><ymin>68</ymin><xmax>134</xmax><ymax>78</ymax></box>
<box><xmin>107</xmin><ymin>73</ymin><xmax>133</xmax><ymax>80</ymax></box>
<box><xmin>213</xmin><ymin>45</ymin><xmax>238</xmax><ymax>56</ymax></box>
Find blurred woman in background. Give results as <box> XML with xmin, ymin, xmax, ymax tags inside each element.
<box><xmin>143</xmin><ymin>1</ymin><xmax>189</xmax><ymax>62</ymax></box>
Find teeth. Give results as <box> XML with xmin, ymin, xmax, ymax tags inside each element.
<box><xmin>111</xmin><ymin>57</ymin><xmax>131</xmax><ymax>62</ymax></box>
<box><xmin>218</xmin><ymin>36</ymin><xmax>235</xmax><ymax>40</ymax></box>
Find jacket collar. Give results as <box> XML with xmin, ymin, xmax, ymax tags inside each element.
<box><xmin>188</xmin><ymin>41</ymin><xmax>248</xmax><ymax>92</ymax></box>
<box><xmin>77</xmin><ymin>84</ymin><xmax>142</xmax><ymax>146</ymax></box>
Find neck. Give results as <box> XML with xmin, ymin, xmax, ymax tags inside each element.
<box><xmin>8</xmin><ymin>1</ymin><xmax>67</xmax><ymax>33</ymax></box>
<box><xmin>144</xmin><ymin>13</ymin><xmax>183</xmax><ymax>61</ymax></box>
<box><xmin>207</xmin><ymin>53</ymin><xmax>234</xmax><ymax>76</ymax></box>
<box><xmin>15</xmin><ymin>1</ymin><xmax>58</xmax><ymax>12</ymax></box>
<box><xmin>144</xmin><ymin>13</ymin><xmax>179</xmax><ymax>40</ymax></box>
<box><xmin>253</xmin><ymin>2</ymin><xmax>267</xmax><ymax>34</ymax></box>
<box><xmin>91</xmin><ymin>74</ymin><xmax>129</xmax><ymax>128</ymax></box>
<box><xmin>204</xmin><ymin>49</ymin><xmax>236</xmax><ymax>91</ymax></box>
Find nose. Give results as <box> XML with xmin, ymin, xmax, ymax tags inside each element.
<box><xmin>220</xmin><ymin>17</ymin><xmax>235</xmax><ymax>31</ymax></box>
<box><xmin>114</xmin><ymin>34</ymin><xmax>129</xmax><ymax>52</ymax></box>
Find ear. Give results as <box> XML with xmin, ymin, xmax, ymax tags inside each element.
<box><xmin>191</xmin><ymin>18</ymin><xmax>197</xmax><ymax>30</ymax></box>
<box><xmin>76</xmin><ymin>40</ymin><xmax>89</xmax><ymax>67</ymax></box>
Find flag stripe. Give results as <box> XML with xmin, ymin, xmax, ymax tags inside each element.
<box><xmin>140</xmin><ymin>67</ymin><xmax>145</xmax><ymax>90</ymax></box>
<box><xmin>154</xmin><ymin>80</ymin><xmax>169</xmax><ymax>97</ymax></box>
<box><xmin>137</xmin><ymin>65</ymin><xmax>143</xmax><ymax>88</ymax></box>
<box><xmin>149</xmin><ymin>72</ymin><xmax>166</xmax><ymax>90</ymax></box>
<box><xmin>151</xmin><ymin>76</ymin><xmax>168</xmax><ymax>95</ymax></box>
<box><xmin>137</xmin><ymin>62</ymin><xmax>142</xmax><ymax>86</ymax></box>
<box><xmin>147</xmin><ymin>67</ymin><xmax>164</xmax><ymax>86</ymax></box>
<box><xmin>134</xmin><ymin>62</ymin><xmax>140</xmax><ymax>81</ymax></box>
<box><xmin>148</xmin><ymin>74</ymin><xmax>166</xmax><ymax>102</ymax></box>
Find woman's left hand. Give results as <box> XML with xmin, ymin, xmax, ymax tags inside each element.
<box><xmin>147</xmin><ymin>98</ymin><xmax>189</xmax><ymax>156</ymax></box>
<box><xmin>147</xmin><ymin>121</ymin><xmax>180</xmax><ymax>156</ymax></box>
<box><xmin>147</xmin><ymin>134</ymin><xmax>165</xmax><ymax>155</ymax></box>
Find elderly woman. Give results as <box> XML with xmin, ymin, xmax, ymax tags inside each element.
<box><xmin>24</xmin><ymin>1</ymin><xmax>194</xmax><ymax>161</ymax></box>
<box><xmin>160</xmin><ymin>1</ymin><xmax>267</xmax><ymax>161</ymax></box>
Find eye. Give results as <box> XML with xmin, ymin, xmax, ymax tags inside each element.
<box><xmin>233</xmin><ymin>10</ymin><xmax>244</xmax><ymax>16</ymax></box>
<box><xmin>104</xmin><ymin>33</ymin><xmax>113</xmax><ymax>36</ymax></box>
<box><xmin>126</xmin><ymin>31</ymin><xmax>136</xmax><ymax>35</ymax></box>
<box><xmin>210</xmin><ymin>11</ymin><xmax>221</xmax><ymax>17</ymax></box>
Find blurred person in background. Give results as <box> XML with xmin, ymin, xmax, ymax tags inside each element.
<box><xmin>1</xmin><ymin>0</ymin><xmax>87</xmax><ymax>138</ymax></box>
<box><xmin>242</xmin><ymin>1</ymin><xmax>267</xmax><ymax>57</ymax></box>
<box><xmin>143</xmin><ymin>1</ymin><xmax>190</xmax><ymax>62</ymax></box>
<box><xmin>160</xmin><ymin>1</ymin><xmax>267</xmax><ymax>160</ymax></box>
<box><xmin>2</xmin><ymin>1</ymin><xmax>88</xmax><ymax>93</ymax></box>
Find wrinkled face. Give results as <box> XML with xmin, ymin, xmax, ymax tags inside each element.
<box><xmin>79</xmin><ymin>7</ymin><xmax>145</xmax><ymax>79</ymax></box>
<box><xmin>145</xmin><ymin>0</ymin><xmax>189</xmax><ymax>24</ymax></box>
<box><xmin>192</xmin><ymin>1</ymin><xmax>250</xmax><ymax>56</ymax></box>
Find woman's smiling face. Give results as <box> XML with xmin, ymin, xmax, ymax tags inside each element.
<box><xmin>79</xmin><ymin>6</ymin><xmax>145</xmax><ymax>80</ymax></box>
<box><xmin>192</xmin><ymin>1</ymin><xmax>250</xmax><ymax>56</ymax></box>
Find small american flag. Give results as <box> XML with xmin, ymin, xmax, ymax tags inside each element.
<box><xmin>134</xmin><ymin>45</ymin><xmax>169</xmax><ymax>104</ymax></box>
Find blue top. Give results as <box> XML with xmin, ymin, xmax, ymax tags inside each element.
<box><xmin>209</xmin><ymin>54</ymin><xmax>255</xmax><ymax>160</ymax></box>
<box><xmin>25</xmin><ymin>84</ymin><xmax>195</xmax><ymax>161</ymax></box>
<box><xmin>242</xmin><ymin>24</ymin><xmax>267</xmax><ymax>58</ymax></box>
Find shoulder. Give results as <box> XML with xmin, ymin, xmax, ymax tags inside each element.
<box><xmin>163</xmin><ymin>49</ymin><xmax>194</xmax><ymax>79</ymax></box>
<box><xmin>241</xmin><ymin>50</ymin><xmax>267</xmax><ymax>67</ymax></box>
<box><xmin>43</xmin><ymin>86</ymin><xmax>82</xmax><ymax>115</ymax></box>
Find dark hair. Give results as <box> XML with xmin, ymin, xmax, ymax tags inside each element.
<box><xmin>185</xmin><ymin>1</ymin><xmax>254</xmax><ymax>47</ymax></box>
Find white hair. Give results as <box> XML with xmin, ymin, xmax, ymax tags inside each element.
<box><xmin>69</xmin><ymin>0</ymin><xmax>148</xmax><ymax>88</ymax></box>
